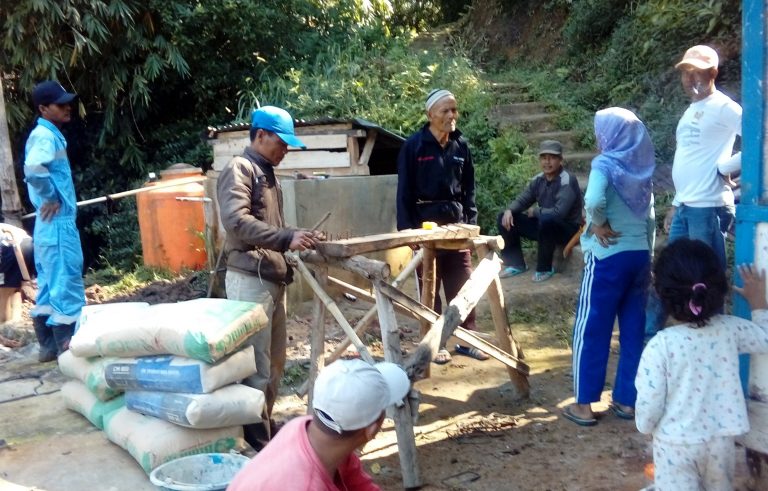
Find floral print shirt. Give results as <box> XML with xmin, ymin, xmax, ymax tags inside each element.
<box><xmin>635</xmin><ymin>311</ymin><xmax>768</xmax><ymax>444</ymax></box>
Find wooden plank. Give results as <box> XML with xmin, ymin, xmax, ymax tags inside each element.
<box><xmin>281</xmin><ymin>151</ymin><xmax>350</xmax><ymax>169</ymax></box>
<box><xmin>314</xmin><ymin>225</ymin><xmax>481</xmax><ymax>257</ymax></box>
<box><xmin>373</xmin><ymin>284</ymin><xmax>422</xmax><ymax>488</ymax></box>
<box><xmin>358</xmin><ymin>129</ymin><xmax>377</xmax><ymax>167</ymax></box>
<box><xmin>299</xmin><ymin>251</ymin><xmax>390</xmax><ymax>281</ymax></box>
<box><xmin>476</xmin><ymin>243</ymin><xmax>529</xmax><ymax>397</ymax></box>
<box><xmin>407</xmin><ymin>252</ymin><xmax>501</xmax><ymax>376</ymax></box>
<box><xmin>347</xmin><ymin>135</ymin><xmax>360</xmax><ymax>168</ymax></box>
<box><xmin>375</xmin><ymin>281</ymin><xmax>529</xmax><ymax>375</ymax></box>
<box><xmin>307</xmin><ymin>266</ymin><xmax>327</xmax><ymax>411</ymax></box>
<box><xmin>325</xmin><ymin>250</ymin><xmax>423</xmax><ymax>363</ymax></box>
<box><xmin>296</xmin><ymin>123</ymin><xmax>354</xmax><ymax>134</ymax></box>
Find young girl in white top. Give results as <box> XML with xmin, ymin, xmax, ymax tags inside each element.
<box><xmin>636</xmin><ymin>238</ymin><xmax>768</xmax><ymax>490</ymax></box>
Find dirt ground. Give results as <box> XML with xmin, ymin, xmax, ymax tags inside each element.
<box><xmin>0</xmin><ymin>267</ymin><xmax>758</xmax><ymax>490</ymax></box>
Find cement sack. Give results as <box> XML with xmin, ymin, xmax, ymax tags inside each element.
<box><xmin>125</xmin><ymin>384</ymin><xmax>265</xmax><ymax>429</ymax></box>
<box><xmin>105</xmin><ymin>346</ymin><xmax>256</xmax><ymax>394</ymax></box>
<box><xmin>61</xmin><ymin>379</ymin><xmax>125</xmax><ymax>430</ymax></box>
<box><xmin>103</xmin><ymin>407</ymin><xmax>244</xmax><ymax>474</ymax></box>
<box><xmin>58</xmin><ymin>350</ymin><xmax>122</xmax><ymax>401</ymax></box>
<box><xmin>70</xmin><ymin>298</ymin><xmax>269</xmax><ymax>363</ymax></box>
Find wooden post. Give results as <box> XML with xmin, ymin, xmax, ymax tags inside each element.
<box><xmin>307</xmin><ymin>265</ymin><xmax>327</xmax><ymax>411</ymax></box>
<box><xmin>419</xmin><ymin>245</ymin><xmax>436</xmax><ymax>338</ymax></box>
<box><xmin>373</xmin><ymin>282</ymin><xmax>421</xmax><ymax>489</ymax></box>
<box><xmin>0</xmin><ymin>79</ymin><xmax>23</xmax><ymax>226</ymax></box>
<box><xmin>475</xmin><ymin>243</ymin><xmax>529</xmax><ymax>398</ymax></box>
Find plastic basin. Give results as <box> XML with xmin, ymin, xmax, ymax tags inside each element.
<box><xmin>149</xmin><ymin>453</ymin><xmax>250</xmax><ymax>491</ymax></box>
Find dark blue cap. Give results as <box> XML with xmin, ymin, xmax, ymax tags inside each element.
<box><xmin>32</xmin><ymin>81</ymin><xmax>77</xmax><ymax>107</ymax></box>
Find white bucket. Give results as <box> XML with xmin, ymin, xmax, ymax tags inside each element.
<box><xmin>149</xmin><ymin>453</ymin><xmax>250</xmax><ymax>491</ymax></box>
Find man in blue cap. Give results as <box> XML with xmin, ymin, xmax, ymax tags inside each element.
<box><xmin>217</xmin><ymin>105</ymin><xmax>320</xmax><ymax>446</ymax></box>
<box><xmin>24</xmin><ymin>80</ymin><xmax>86</xmax><ymax>362</ymax></box>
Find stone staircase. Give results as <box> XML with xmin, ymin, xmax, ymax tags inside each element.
<box><xmin>487</xmin><ymin>81</ymin><xmax>596</xmax><ymax>181</ymax></box>
<box><xmin>486</xmin><ymin>81</ymin><xmax>592</xmax><ymax>305</ymax></box>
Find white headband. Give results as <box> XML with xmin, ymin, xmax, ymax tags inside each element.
<box><xmin>425</xmin><ymin>89</ymin><xmax>454</xmax><ymax>112</ymax></box>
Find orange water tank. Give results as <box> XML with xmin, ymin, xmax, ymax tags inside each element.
<box><xmin>136</xmin><ymin>164</ymin><xmax>207</xmax><ymax>272</ymax></box>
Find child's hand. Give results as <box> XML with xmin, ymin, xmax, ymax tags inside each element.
<box><xmin>734</xmin><ymin>264</ymin><xmax>768</xmax><ymax>310</ymax></box>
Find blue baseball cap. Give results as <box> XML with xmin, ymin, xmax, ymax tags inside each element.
<box><xmin>251</xmin><ymin>106</ymin><xmax>306</xmax><ymax>148</ymax></box>
<box><xmin>32</xmin><ymin>81</ymin><xmax>77</xmax><ymax>107</ymax></box>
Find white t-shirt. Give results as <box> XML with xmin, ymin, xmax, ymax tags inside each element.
<box><xmin>635</xmin><ymin>310</ymin><xmax>768</xmax><ymax>444</ymax></box>
<box><xmin>671</xmin><ymin>90</ymin><xmax>742</xmax><ymax>207</ymax></box>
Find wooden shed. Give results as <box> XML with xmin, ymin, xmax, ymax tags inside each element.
<box><xmin>205</xmin><ymin>117</ymin><xmax>404</xmax><ymax>176</ymax></box>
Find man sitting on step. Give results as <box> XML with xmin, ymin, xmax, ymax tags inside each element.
<box><xmin>498</xmin><ymin>140</ymin><xmax>583</xmax><ymax>282</ymax></box>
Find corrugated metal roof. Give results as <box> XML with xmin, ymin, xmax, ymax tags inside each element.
<box><xmin>204</xmin><ymin>117</ymin><xmax>405</xmax><ymax>146</ymax></box>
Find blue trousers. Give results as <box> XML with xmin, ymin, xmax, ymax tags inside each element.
<box><xmin>645</xmin><ymin>205</ymin><xmax>728</xmax><ymax>339</ymax></box>
<box><xmin>32</xmin><ymin>219</ymin><xmax>85</xmax><ymax>326</ymax></box>
<box><xmin>572</xmin><ymin>250</ymin><xmax>650</xmax><ymax>406</ymax></box>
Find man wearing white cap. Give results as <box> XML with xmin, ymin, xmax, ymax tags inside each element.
<box><xmin>228</xmin><ymin>359</ymin><xmax>410</xmax><ymax>490</ymax></box>
<box><xmin>217</xmin><ymin>106</ymin><xmax>321</xmax><ymax>445</ymax></box>
<box><xmin>396</xmin><ymin>89</ymin><xmax>485</xmax><ymax>365</ymax></box>
<box><xmin>646</xmin><ymin>45</ymin><xmax>742</xmax><ymax>338</ymax></box>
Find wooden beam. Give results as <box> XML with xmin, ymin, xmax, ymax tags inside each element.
<box><xmin>413</xmin><ymin>252</ymin><xmax>502</xmax><ymax>371</ymax></box>
<box><xmin>358</xmin><ymin>129</ymin><xmax>377</xmax><ymax>167</ymax></box>
<box><xmin>314</xmin><ymin>225</ymin><xmax>480</xmax><ymax>257</ymax></box>
<box><xmin>327</xmin><ymin>276</ymin><xmax>416</xmax><ymax>319</ymax></box>
<box><xmin>419</xmin><ymin>245</ymin><xmax>436</xmax><ymax>339</ymax></box>
<box><xmin>475</xmin><ymin>243</ymin><xmax>529</xmax><ymax>397</ymax></box>
<box><xmin>376</xmin><ymin>281</ymin><xmax>529</xmax><ymax>375</ymax></box>
<box><xmin>287</xmin><ymin>253</ymin><xmax>376</xmax><ymax>365</ymax></box>
<box><xmin>326</xmin><ymin>250</ymin><xmax>424</xmax><ymax>363</ymax></box>
<box><xmin>437</xmin><ymin>235</ymin><xmax>504</xmax><ymax>251</ymax></box>
<box><xmin>307</xmin><ymin>266</ymin><xmax>328</xmax><ymax>411</ymax></box>
<box><xmin>373</xmin><ymin>284</ymin><xmax>422</xmax><ymax>488</ymax></box>
<box><xmin>298</xmin><ymin>251</ymin><xmax>390</xmax><ymax>281</ymax></box>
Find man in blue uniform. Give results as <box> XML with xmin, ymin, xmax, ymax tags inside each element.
<box><xmin>24</xmin><ymin>80</ymin><xmax>86</xmax><ymax>362</ymax></box>
<box><xmin>396</xmin><ymin>89</ymin><xmax>486</xmax><ymax>365</ymax></box>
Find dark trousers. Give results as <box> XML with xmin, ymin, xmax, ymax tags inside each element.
<box><xmin>497</xmin><ymin>212</ymin><xmax>580</xmax><ymax>272</ymax></box>
<box><xmin>417</xmin><ymin>249</ymin><xmax>476</xmax><ymax>331</ymax></box>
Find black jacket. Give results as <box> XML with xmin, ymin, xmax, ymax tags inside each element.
<box><xmin>509</xmin><ymin>169</ymin><xmax>583</xmax><ymax>225</ymax></box>
<box><xmin>396</xmin><ymin>124</ymin><xmax>477</xmax><ymax>230</ymax></box>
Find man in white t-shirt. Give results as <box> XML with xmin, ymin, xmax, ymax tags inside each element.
<box><xmin>647</xmin><ymin>44</ymin><xmax>742</xmax><ymax>338</ymax></box>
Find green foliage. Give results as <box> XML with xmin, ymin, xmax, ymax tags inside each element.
<box><xmin>562</xmin><ymin>0</ymin><xmax>631</xmax><ymax>53</ymax></box>
<box><xmin>86</xmin><ymin>198</ymin><xmax>142</xmax><ymax>271</ymax></box>
<box><xmin>475</xmin><ymin>129</ymin><xmax>539</xmax><ymax>233</ymax></box>
<box><xmin>85</xmin><ymin>264</ymin><xmax>176</xmax><ymax>295</ymax></box>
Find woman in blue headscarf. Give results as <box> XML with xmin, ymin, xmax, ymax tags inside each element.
<box><xmin>563</xmin><ymin>107</ymin><xmax>656</xmax><ymax>426</ymax></box>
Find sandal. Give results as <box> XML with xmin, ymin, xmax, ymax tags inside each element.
<box><xmin>433</xmin><ymin>348</ymin><xmax>452</xmax><ymax>365</ymax></box>
<box><xmin>562</xmin><ymin>405</ymin><xmax>597</xmax><ymax>427</ymax></box>
<box><xmin>455</xmin><ymin>344</ymin><xmax>490</xmax><ymax>361</ymax></box>
<box><xmin>532</xmin><ymin>270</ymin><xmax>555</xmax><ymax>283</ymax></box>
<box><xmin>609</xmin><ymin>402</ymin><xmax>635</xmax><ymax>420</ymax></box>
<box><xmin>500</xmin><ymin>265</ymin><xmax>527</xmax><ymax>278</ymax></box>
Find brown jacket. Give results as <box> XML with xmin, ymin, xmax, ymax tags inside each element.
<box><xmin>217</xmin><ymin>148</ymin><xmax>295</xmax><ymax>284</ymax></box>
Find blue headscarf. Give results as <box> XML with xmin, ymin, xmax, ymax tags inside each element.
<box><xmin>591</xmin><ymin>107</ymin><xmax>655</xmax><ymax>218</ymax></box>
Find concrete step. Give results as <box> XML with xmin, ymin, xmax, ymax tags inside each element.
<box><xmin>492</xmin><ymin>113</ymin><xmax>557</xmax><ymax>132</ymax></box>
<box><xmin>526</xmin><ymin>130</ymin><xmax>581</xmax><ymax>150</ymax></box>
<box><xmin>493</xmin><ymin>92</ymin><xmax>533</xmax><ymax>103</ymax></box>
<box><xmin>564</xmin><ymin>151</ymin><xmax>597</xmax><ymax>172</ymax></box>
<box><xmin>489</xmin><ymin>81</ymin><xmax>530</xmax><ymax>92</ymax></box>
<box><xmin>492</xmin><ymin>102</ymin><xmax>547</xmax><ymax>116</ymax></box>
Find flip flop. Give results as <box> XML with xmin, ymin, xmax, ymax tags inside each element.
<box><xmin>455</xmin><ymin>344</ymin><xmax>490</xmax><ymax>361</ymax></box>
<box><xmin>562</xmin><ymin>406</ymin><xmax>597</xmax><ymax>427</ymax></box>
<box><xmin>609</xmin><ymin>403</ymin><xmax>635</xmax><ymax>420</ymax></box>
<box><xmin>433</xmin><ymin>348</ymin><xmax>452</xmax><ymax>365</ymax></box>
<box><xmin>499</xmin><ymin>265</ymin><xmax>527</xmax><ymax>278</ymax></box>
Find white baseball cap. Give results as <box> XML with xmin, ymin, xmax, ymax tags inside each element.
<box><xmin>312</xmin><ymin>359</ymin><xmax>410</xmax><ymax>433</ymax></box>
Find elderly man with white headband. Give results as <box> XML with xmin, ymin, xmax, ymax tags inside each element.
<box><xmin>645</xmin><ymin>44</ymin><xmax>742</xmax><ymax>340</ymax></box>
<box><xmin>396</xmin><ymin>88</ymin><xmax>488</xmax><ymax>365</ymax></box>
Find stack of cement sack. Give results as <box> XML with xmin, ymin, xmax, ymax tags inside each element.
<box><xmin>59</xmin><ymin>298</ymin><xmax>268</xmax><ymax>473</ymax></box>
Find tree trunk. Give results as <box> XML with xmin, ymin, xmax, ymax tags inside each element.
<box><xmin>0</xmin><ymin>79</ymin><xmax>24</xmax><ymax>226</ymax></box>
